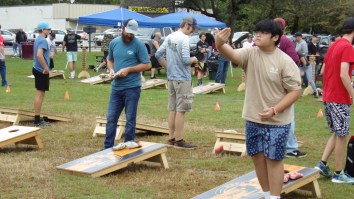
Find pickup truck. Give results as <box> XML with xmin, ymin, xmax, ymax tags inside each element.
<box><xmin>135</xmin><ymin>27</ymin><xmax>174</xmax><ymax>54</ymax></box>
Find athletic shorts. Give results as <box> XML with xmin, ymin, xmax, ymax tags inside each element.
<box><xmin>67</xmin><ymin>51</ymin><xmax>78</xmax><ymax>62</ymax></box>
<box><xmin>32</xmin><ymin>68</ymin><xmax>49</xmax><ymax>91</ymax></box>
<box><xmin>324</xmin><ymin>102</ymin><xmax>350</xmax><ymax>137</ymax></box>
<box><xmin>245</xmin><ymin>120</ymin><xmax>290</xmax><ymax>160</ymax></box>
<box><xmin>168</xmin><ymin>80</ymin><xmax>194</xmax><ymax>112</ymax></box>
<box><xmin>49</xmin><ymin>58</ymin><xmax>54</xmax><ymax>69</ymax></box>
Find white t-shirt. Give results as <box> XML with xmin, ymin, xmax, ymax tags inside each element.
<box><xmin>46</xmin><ymin>37</ymin><xmax>56</xmax><ymax>57</ymax></box>
<box><xmin>242</xmin><ymin>41</ymin><xmax>254</xmax><ymax>48</ymax></box>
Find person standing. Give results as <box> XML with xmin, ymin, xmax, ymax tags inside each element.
<box><xmin>32</xmin><ymin>22</ymin><xmax>51</xmax><ymax>126</ymax></box>
<box><xmin>215</xmin><ymin>51</ymin><xmax>229</xmax><ymax>84</ymax></box>
<box><xmin>150</xmin><ymin>32</ymin><xmax>162</xmax><ymax>79</ymax></box>
<box><xmin>315</xmin><ymin>17</ymin><xmax>354</xmax><ymax>184</ymax></box>
<box><xmin>103</xmin><ymin>19</ymin><xmax>150</xmax><ymax>150</ymax></box>
<box><xmin>16</xmin><ymin>28</ymin><xmax>27</xmax><ymax>58</ymax></box>
<box><xmin>215</xmin><ymin>19</ymin><xmax>301</xmax><ymax>199</ymax></box>
<box><xmin>155</xmin><ymin>16</ymin><xmax>198</xmax><ymax>149</ymax></box>
<box><xmin>308</xmin><ymin>35</ymin><xmax>321</xmax><ymax>74</ymax></box>
<box><xmin>274</xmin><ymin>18</ymin><xmax>307</xmax><ymax>158</ymax></box>
<box><xmin>242</xmin><ymin>35</ymin><xmax>254</xmax><ymax>48</ymax></box>
<box><xmin>0</xmin><ymin>24</ymin><xmax>9</xmax><ymax>87</ymax></box>
<box><xmin>46</xmin><ymin>32</ymin><xmax>57</xmax><ymax>71</ymax></box>
<box><xmin>196</xmin><ymin>32</ymin><xmax>209</xmax><ymax>86</ymax></box>
<box><xmin>62</xmin><ymin>27</ymin><xmax>84</xmax><ymax>79</ymax></box>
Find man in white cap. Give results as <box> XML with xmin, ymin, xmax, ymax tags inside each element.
<box><xmin>155</xmin><ymin>16</ymin><xmax>198</xmax><ymax>149</ymax></box>
<box><xmin>104</xmin><ymin>19</ymin><xmax>150</xmax><ymax>150</ymax></box>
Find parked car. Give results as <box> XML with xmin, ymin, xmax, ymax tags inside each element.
<box><xmin>232</xmin><ymin>31</ymin><xmax>249</xmax><ymax>48</ymax></box>
<box><xmin>94</xmin><ymin>28</ymin><xmax>119</xmax><ymax>46</ymax></box>
<box><xmin>28</xmin><ymin>29</ymin><xmax>66</xmax><ymax>46</ymax></box>
<box><xmin>189</xmin><ymin>33</ymin><xmax>199</xmax><ymax>57</ymax></box>
<box><xmin>317</xmin><ymin>35</ymin><xmax>331</xmax><ymax>48</ymax></box>
<box><xmin>0</xmin><ymin>30</ymin><xmax>15</xmax><ymax>46</ymax></box>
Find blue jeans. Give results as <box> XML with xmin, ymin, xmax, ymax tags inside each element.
<box><xmin>302</xmin><ymin>64</ymin><xmax>317</xmax><ymax>92</ymax></box>
<box><xmin>286</xmin><ymin>105</ymin><xmax>298</xmax><ymax>153</ymax></box>
<box><xmin>12</xmin><ymin>43</ymin><xmax>18</xmax><ymax>55</ymax></box>
<box><xmin>215</xmin><ymin>60</ymin><xmax>229</xmax><ymax>84</ymax></box>
<box><xmin>18</xmin><ymin>43</ymin><xmax>22</xmax><ymax>57</ymax></box>
<box><xmin>0</xmin><ymin>60</ymin><xmax>8</xmax><ymax>86</ymax></box>
<box><xmin>104</xmin><ymin>87</ymin><xmax>141</xmax><ymax>148</ymax></box>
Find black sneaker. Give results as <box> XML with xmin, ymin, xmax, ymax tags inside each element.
<box><xmin>286</xmin><ymin>150</ymin><xmax>307</xmax><ymax>158</ymax></box>
<box><xmin>167</xmin><ymin>138</ymin><xmax>175</xmax><ymax>147</ymax></box>
<box><xmin>34</xmin><ymin>119</ymin><xmax>51</xmax><ymax>127</ymax></box>
<box><xmin>150</xmin><ymin>76</ymin><xmax>156</xmax><ymax>79</ymax></box>
<box><xmin>174</xmin><ymin>139</ymin><xmax>197</xmax><ymax>149</ymax></box>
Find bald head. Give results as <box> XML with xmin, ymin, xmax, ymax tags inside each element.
<box><xmin>155</xmin><ymin>32</ymin><xmax>161</xmax><ymax>39</ymax></box>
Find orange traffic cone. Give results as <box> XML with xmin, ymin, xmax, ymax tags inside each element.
<box><xmin>5</xmin><ymin>86</ymin><xmax>10</xmax><ymax>93</ymax></box>
<box><xmin>64</xmin><ymin>90</ymin><xmax>70</xmax><ymax>100</ymax></box>
<box><xmin>317</xmin><ymin>108</ymin><xmax>323</xmax><ymax>118</ymax></box>
<box><xmin>214</xmin><ymin>102</ymin><xmax>220</xmax><ymax>111</ymax></box>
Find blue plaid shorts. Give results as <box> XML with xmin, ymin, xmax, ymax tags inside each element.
<box><xmin>245</xmin><ymin>121</ymin><xmax>290</xmax><ymax>160</ymax></box>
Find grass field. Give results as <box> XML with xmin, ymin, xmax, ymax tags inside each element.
<box><xmin>0</xmin><ymin>52</ymin><xmax>353</xmax><ymax>198</ymax></box>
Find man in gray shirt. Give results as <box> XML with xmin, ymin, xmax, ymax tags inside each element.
<box><xmin>155</xmin><ymin>16</ymin><xmax>198</xmax><ymax>149</ymax></box>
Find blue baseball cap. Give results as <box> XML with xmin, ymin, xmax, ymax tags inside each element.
<box><xmin>37</xmin><ymin>21</ymin><xmax>51</xmax><ymax>30</ymax></box>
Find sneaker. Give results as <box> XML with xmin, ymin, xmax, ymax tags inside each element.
<box><xmin>315</xmin><ymin>161</ymin><xmax>332</xmax><ymax>177</ymax></box>
<box><xmin>125</xmin><ymin>141</ymin><xmax>140</xmax><ymax>149</ymax></box>
<box><xmin>150</xmin><ymin>76</ymin><xmax>156</xmax><ymax>79</ymax></box>
<box><xmin>286</xmin><ymin>150</ymin><xmax>307</xmax><ymax>158</ymax></box>
<box><xmin>33</xmin><ymin>119</ymin><xmax>51</xmax><ymax>127</ymax></box>
<box><xmin>167</xmin><ymin>138</ymin><xmax>176</xmax><ymax>146</ymax></box>
<box><xmin>174</xmin><ymin>139</ymin><xmax>197</xmax><ymax>149</ymax></box>
<box><xmin>332</xmin><ymin>171</ymin><xmax>354</xmax><ymax>184</ymax></box>
<box><xmin>112</xmin><ymin>143</ymin><xmax>126</xmax><ymax>151</ymax></box>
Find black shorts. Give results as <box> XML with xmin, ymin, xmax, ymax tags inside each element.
<box><xmin>150</xmin><ymin>55</ymin><xmax>160</xmax><ymax>68</ymax></box>
<box><xmin>32</xmin><ymin>68</ymin><xmax>49</xmax><ymax>91</ymax></box>
<box><xmin>49</xmin><ymin>58</ymin><xmax>54</xmax><ymax>69</ymax></box>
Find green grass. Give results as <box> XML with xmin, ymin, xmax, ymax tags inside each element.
<box><xmin>0</xmin><ymin>52</ymin><xmax>353</xmax><ymax>198</ymax></box>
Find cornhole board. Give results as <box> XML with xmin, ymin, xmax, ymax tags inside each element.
<box><xmin>56</xmin><ymin>141</ymin><xmax>169</xmax><ymax>178</ymax></box>
<box><xmin>213</xmin><ymin>130</ymin><xmax>247</xmax><ymax>156</ymax></box>
<box><xmin>192</xmin><ymin>164</ymin><xmax>321</xmax><ymax>199</ymax></box>
<box><xmin>0</xmin><ymin>107</ymin><xmax>72</xmax><ymax>125</ymax></box>
<box><xmin>93</xmin><ymin>117</ymin><xmax>169</xmax><ymax>140</ymax></box>
<box><xmin>27</xmin><ymin>70</ymin><xmax>66</xmax><ymax>79</ymax></box>
<box><xmin>141</xmin><ymin>79</ymin><xmax>167</xmax><ymax>90</ymax></box>
<box><xmin>80</xmin><ymin>73</ymin><xmax>113</xmax><ymax>85</ymax></box>
<box><xmin>193</xmin><ymin>82</ymin><xmax>225</xmax><ymax>94</ymax></box>
<box><xmin>0</xmin><ymin>126</ymin><xmax>43</xmax><ymax>149</ymax></box>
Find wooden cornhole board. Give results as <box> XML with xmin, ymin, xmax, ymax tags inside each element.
<box><xmin>80</xmin><ymin>73</ymin><xmax>113</xmax><ymax>85</ymax></box>
<box><xmin>0</xmin><ymin>126</ymin><xmax>43</xmax><ymax>149</ymax></box>
<box><xmin>141</xmin><ymin>79</ymin><xmax>167</xmax><ymax>90</ymax></box>
<box><xmin>213</xmin><ymin>130</ymin><xmax>247</xmax><ymax>156</ymax></box>
<box><xmin>27</xmin><ymin>70</ymin><xmax>66</xmax><ymax>79</ymax></box>
<box><xmin>93</xmin><ymin>117</ymin><xmax>169</xmax><ymax>140</ymax></box>
<box><xmin>0</xmin><ymin>107</ymin><xmax>72</xmax><ymax>125</ymax></box>
<box><xmin>192</xmin><ymin>164</ymin><xmax>321</xmax><ymax>199</ymax></box>
<box><xmin>56</xmin><ymin>141</ymin><xmax>169</xmax><ymax>178</ymax></box>
<box><xmin>193</xmin><ymin>82</ymin><xmax>225</xmax><ymax>94</ymax></box>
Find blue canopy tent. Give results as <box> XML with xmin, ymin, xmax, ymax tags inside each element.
<box><xmin>144</xmin><ymin>12</ymin><xmax>226</xmax><ymax>29</ymax></box>
<box><xmin>78</xmin><ymin>8</ymin><xmax>152</xmax><ymax>27</ymax></box>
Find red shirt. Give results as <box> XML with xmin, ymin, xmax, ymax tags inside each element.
<box><xmin>323</xmin><ymin>38</ymin><xmax>354</xmax><ymax>104</ymax></box>
<box><xmin>0</xmin><ymin>35</ymin><xmax>4</xmax><ymax>47</ymax></box>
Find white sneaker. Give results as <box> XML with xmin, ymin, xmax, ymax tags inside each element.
<box><xmin>125</xmin><ymin>141</ymin><xmax>140</xmax><ymax>149</ymax></box>
<box><xmin>112</xmin><ymin>143</ymin><xmax>126</xmax><ymax>151</ymax></box>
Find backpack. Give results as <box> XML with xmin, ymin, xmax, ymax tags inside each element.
<box><xmin>344</xmin><ymin>136</ymin><xmax>354</xmax><ymax>177</ymax></box>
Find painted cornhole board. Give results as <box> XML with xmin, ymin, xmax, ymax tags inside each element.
<box><xmin>213</xmin><ymin>130</ymin><xmax>247</xmax><ymax>156</ymax></box>
<box><xmin>56</xmin><ymin>141</ymin><xmax>169</xmax><ymax>178</ymax></box>
<box><xmin>193</xmin><ymin>82</ymin><xmax>225</xmax><ymax>94</ymax></box>
<box><xmin>193</xmin><ymin>164</ymin><xmax>321</xmax><ymax>199</ymax></box>
<box><xmin>80</xmin><ymin>74</ymin><xmax>113</xmax><ymax>85</ymax></box>
<box><xmin>93</xmin><ymin>117</ymin><xmax>169</xmax><ymax>140</ymax></box>
<box><xmin>0</xmin><ymin>107</ymin><xmax>72</xmax><ymax>125</ymax></box>
<box><xmin>0</xmin><ymin>126</ymin><xmax>43</xmax><ymax>149</ymax></box>
<box><xmin>27</xmin><ymin>70</ymin><xmax>66</xmax><ymax>79</ymax></box>
<box><xmin>141</xmin><ymin>79</ymin><xmax>167</xmax><ymax>90</ymax></box>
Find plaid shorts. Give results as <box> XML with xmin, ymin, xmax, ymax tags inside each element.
<box><xmin>245</xmin><ymin>121</ymin><xmax>290</xmax><ymax>160</ymax></box>
<box><xmin>324</xmin><ymin>102</ymin><xmax>350</xmax><ymax>137</ymax></box>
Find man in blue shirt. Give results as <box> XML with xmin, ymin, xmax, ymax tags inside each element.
<box><xmin>32</xmin><ymin>21</ymin><xmax>51</xmax><ymax>126</ymax></box>
<box><xmin>104</xmin><ymin>19</ymin><xmax>150</xmax><ymax>150</ymax></box>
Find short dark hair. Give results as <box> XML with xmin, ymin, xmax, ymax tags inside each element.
<box><xmin>342</xmin><ymin>17</ymin><xmax>354</xmax><ymax>34</ymax></box>
<box><xmin>254</xmin><ymin>19</ymin><xmax>283</xmax><ymax>46</ymax></box>
<box><xmin>199</xmin><ymin>32</ymin><xmax>206</xmax><ymax>39</ymax></box>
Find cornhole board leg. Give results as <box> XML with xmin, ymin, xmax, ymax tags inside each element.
<box><xmin>213</xmin><ymin>131</ymin><xmax>247</xmax><ymax>156</ymax></box>
<box><xmin>0</xmin><ymin>126</ymin><xmax>43</xmax><ymax>149</ymax></box>
<box><xmin>0</xmin><ymin>112</ymin><xmax>21</xmax><ymax>125</ymax></box>
<box><xmin>92</xmin><ymin>121</ymin><xmax>124</xmax><ymax>140</ymax></box>
<box><xmin>144</xmin><ymin>152</ymin><xmax>169</xmax><ymax>169</ymax></box>
<box><xmin>15</xmin><ymin>135</ymin><xmax>43</xmax><ymax>149</ymax></box>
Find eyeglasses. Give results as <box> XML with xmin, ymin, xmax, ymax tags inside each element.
<box><xmin>43</xmin><ymin>28</ymin><xmax>51</xmax><ymax>31</ymax></box>
<box><xmin>253</xmin><ymin>31</ymin><xmax>270</xmax><ymax>36</ymax></box>
<box><xmin>188</xmin><ymin>24</ymin><xmax>195</xmax><ymax>32</ymax></box>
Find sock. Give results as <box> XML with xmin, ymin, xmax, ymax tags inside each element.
<box><xmin>34</xmin><ymin>115</ymin><xmax>40</xmax><ymax>123</ymax></box>
<box><xmin>270</xmin><ymin>195</ymin><xmax>280</xmax><ymax>199</ymax></box>
<box><xmin>72</xmin><ymin>71</ymin><xmax>75</xmax><ymax>78</ymax></box>
<box><xmin>335</xmin><ymin>170</ymin><xmax>341</xmax><ymax>175</ymax></box>
<box><xmin>321</xmin><ymin>160</ymin><xmax>327</xmax><ymax>165</ymax></box>
<box><xmin>263</xmin><ymin>191</ymin><xmax>270</xmax><ymax>199</ymax></box>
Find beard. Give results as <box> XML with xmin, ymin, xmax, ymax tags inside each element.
<box><xmin>122</xmin><ymin>34</ymin><xmax>134</xmax><ymax>44</ymax></box>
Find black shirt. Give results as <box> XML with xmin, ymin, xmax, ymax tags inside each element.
<box><xmin>64</xmin><ymin>34</ymin><xmax>81</xmax><ymax>52</ymax></box>
<box><xmin>197</xmin><ymin>40</ymin><xmax>209</xmax><ymax>62</ymax></box>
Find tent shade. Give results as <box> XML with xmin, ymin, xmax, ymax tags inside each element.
<box><xmin>78</xmin><ymin>8</ymin><xmax>152</xmax><ymax>27</ymax></box>
<box><xmin>144</xmin><ymin>12</ymin><xmax>226</xmax><ymax>29</ymax></box>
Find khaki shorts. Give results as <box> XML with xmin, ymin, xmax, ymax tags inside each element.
<box><xmin>168</xmin><ymin>80</ymin><xmax>194</xmax><ymax>112</ymax></box>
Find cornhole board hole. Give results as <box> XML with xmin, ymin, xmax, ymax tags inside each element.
<box><xmin>93</xmin><ymin>117</ymin><xmax>169</xmax><ymax>140</ymax></box>
<box><xmin>193</xmin><ymin>82</ymin><xmax>225</xmax><ymax>94</ymax></box>
<box><xmin>0</xmin><ymin>126</ymin><xmax>43</xmax><ymax>149</ymax></box>
<box><xmin>0</xmin><ymin>107</ymin><xmax>72</xmax><ymax>125</ymax></box>
<box><xmin>213</xmin><ymin>130</ymin><xmax>247</xmax><ymax>156</ymax></box>
<box><xmin>80</xmin><ymin>74</ymin><xmax>113</xmax><ymax>85</ymax></box>
<box><xmin>141</xmin><ymin>79</ymin><xmax>167</xmax><ymax>90</ymax></box>
<box><xmin>192</xmin><ymin>164</ymin><xmax>321</xmax><ymax>199</ymax></box>
<box><xmin>27</xmin><ymin>70</ymin><xmax>66</xmax><ymax>79</ymax></box>
<box><xmin>56</xmin><ymin>141</ymin><xmax>168</xmax><ymax>178</ymax></box>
